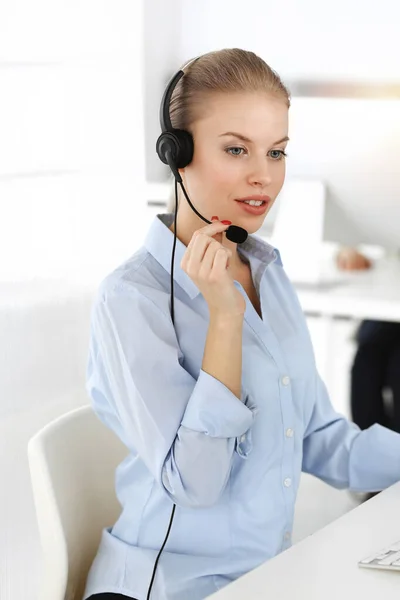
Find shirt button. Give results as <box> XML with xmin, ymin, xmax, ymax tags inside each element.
<box><xmin>281</xmin><ymin>375</ymin><xmax>290</xmax><ymax>386</ymax></box>
<box><xmin>240</xmin><ymin>434</ymin><xmax>246</xmax><ymax>443</ymax></box>
<box><xmin>285</xmin><ymin>428</ymin><xmax>294</xmax><ymax>438</ymax></box>
<box><xmin>284</xmin><ymin>531</ymin><xmax>291</xmax><ymax>541</ymax></box>
<box><xmin>284</xmin><ymin>478</ymin><xmax>292</xmax><ymax>488</ymax></box>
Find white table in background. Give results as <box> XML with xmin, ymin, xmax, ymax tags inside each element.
<box><xmin>293</xmin><ymin>250</ymin><xmax>400</xmax><ymax>323</ymax></box>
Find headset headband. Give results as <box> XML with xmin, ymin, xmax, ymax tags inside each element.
<box><xmin>159</xmin><ymin>56</ymin><xmax>201</xmax><ymax>133</ymax></box>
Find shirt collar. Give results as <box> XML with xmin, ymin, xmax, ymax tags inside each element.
<box><xmin>143</xmin><ymin>213</ymin><xmax>282</xmax><ymax>300</ymax></box>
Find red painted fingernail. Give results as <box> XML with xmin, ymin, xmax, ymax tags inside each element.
<box><xmin>221</xmin><ymin>220</ymin><xmax>232</xmax><ymax>225</ymax></box>
<box><xmin>211</xmin><ymin>215</ymin><xmax>219</xmax><ymax>220</ymax></box>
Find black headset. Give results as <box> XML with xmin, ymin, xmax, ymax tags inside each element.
<box><xmin>156</xmin><ymin>65</ymin><xmax>195</xmax><ymax>183</ymax></box>
<box><xmin>146</xmin><ymin>57</ymin><xmax>248</xmax><ymax>600</ymax></box>
<box><xmin>156</xmin><ymin>57</ymin><xmax>248</xmax><ymax>247</ymax></box>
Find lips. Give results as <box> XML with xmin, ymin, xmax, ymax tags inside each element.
<box><xmin>234</xmin><ymin>199</ymin><xmax>270</xmax><ymax>215</ymax></box>
<box><xmin>236</xmin><ymin>195</ymin><xmax>271</xmax><ymax>203</ymax></box>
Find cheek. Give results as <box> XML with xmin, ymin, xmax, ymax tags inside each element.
<box><xmin>209</xmin><ymin>165</ymin><xmax>238</xmax><ymax>189</ymax></box>
<box><xmin>274</xmin><ymin>161</ymin><xmax>286</xmax><ymax>186</ymax></box>
<box><xmin>208</xmin><ymin>156</ymin><xmax>244</xmax><ymax>189</ymax></box>
<box><xmin>190</xmin><ymin>152</ymin><xmax>239</xmax><ymax>192</ymax></box>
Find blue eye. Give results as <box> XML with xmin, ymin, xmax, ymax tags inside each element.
<box><xmin>225</xmin><ymin>147</ymin><xmax>246</xmax><ymax>157</ymax></box>
<box><xmin>269</xmin><ymin>150</ymin><xmax>287</xmax><ymax>160</ymax></box>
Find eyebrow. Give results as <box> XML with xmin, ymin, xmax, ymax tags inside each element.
<box><xmin>219</xmin><ymin>132</ymin><xmax>289</xmax><ymax>145</ymax></box>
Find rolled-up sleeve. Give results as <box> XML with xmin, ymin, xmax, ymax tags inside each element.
<box><xmin>86</xmin><ymin>281</ymin><xmax>255</xmax><ymax>508</ymax></box>
<box><xmin>302</xmin><ymin>372</ymin><xmax>400</xmax><ymax>492</ymax></box>
<box><xmin>181</xmin><ymin>369</ymin><xmax>254</xmax><ymax>437</ymax></box>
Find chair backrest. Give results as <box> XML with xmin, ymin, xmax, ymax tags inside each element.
<box><xmin>28</xmin><ymin>404</ymin><xmax>128</xmax><ymax>600</ymax></box>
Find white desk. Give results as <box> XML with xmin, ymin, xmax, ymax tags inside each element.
<box><xmin>294</xmin><ymin>253</ymin><xmax>400</xmax><ymax>323</ymax></box>
<box><xmin>267</xmin><ymin>241</ymin><xmax>400</xmax><ymax>324</ymax></box>
<box><xmin>208</xmin><ymin>481</ymin><xmax>400</xmax><ymax>600</ymax></box>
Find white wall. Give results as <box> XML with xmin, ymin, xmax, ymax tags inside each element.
<box><xmin>0</xmin><ymin>1</ymin><xmax>147</xmax><ymax>283</ymax></box>
<box><xmin>3</xmin><ymin>0</ymin><xmax>399</xmax><ymax>280</ymax></box>
<box><xmin>180</xmin><ymin>0</ymin><xmax>400</xmax><ymax>82</ymax></box>
<box><xmin>143</xmin><ymin>0</ymin><xmax>184</xmax><ymax>183</ymax></box>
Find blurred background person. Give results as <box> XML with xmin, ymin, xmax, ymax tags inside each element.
<box><xmin>336</xmin><ymin>247</ymin><xmax>400</xmax><ymax>434</ymax></box>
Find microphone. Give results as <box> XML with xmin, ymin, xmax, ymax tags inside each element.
<box><xmin>165</xmin><ymin>151</ymin><xmax>248</xmax><ymax>244</ymax></box>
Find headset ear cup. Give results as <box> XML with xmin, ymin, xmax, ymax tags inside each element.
<box><xmin>156</xmin><ymin>129</ymin><xmax>194</xmax><ymax>170</ymax></box>
<box><xmin>156</xmin><ymin>132</ymin><xmax>180</xmax><ymax>166</ymax></box>
<box><xmin>173</xmin><ymin>130</ymin><xmax>194</xmax><ymax>168</ymax></box>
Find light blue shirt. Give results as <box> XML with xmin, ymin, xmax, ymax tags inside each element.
<box><xmin>84</xmin><ymin>213</ymin><xmax>400</xmax><ymax>600</ymax></box>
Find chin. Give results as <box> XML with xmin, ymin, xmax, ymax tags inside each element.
<box><xmin>238</xmin><ymin>215</ymin><xmax>269</xmax><ymax>233</ymax></box>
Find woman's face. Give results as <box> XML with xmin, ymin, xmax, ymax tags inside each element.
<box><xmin>180</xmin><ymin>91</ymin><xmax>289</xmax><ymax>233</ymax></box>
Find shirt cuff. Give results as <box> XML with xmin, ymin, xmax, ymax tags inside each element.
<box><xmin>180</xmin><ymin>369</ymin><xmax>255</xmax><ymax>438</ymax></box>
<box><xmin>349</xmin><ymin>423</ymin><xmax>400</xmax><ymax>491</ymax></box>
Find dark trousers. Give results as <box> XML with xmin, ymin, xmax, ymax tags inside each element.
<box><xmin>87</xmin><ymin>594</ymin><xmax>138</xmax><ymax>599</ymax></box>
<box><xmin>351</xmin><ymin>320</ymin><xmax>400</xmax><ymax>432</ymax></box>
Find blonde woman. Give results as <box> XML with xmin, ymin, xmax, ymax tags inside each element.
<box><xmin>84</xmin><ymin>50</ymin><xmax>400</xmax><ymax>600</ymax></box>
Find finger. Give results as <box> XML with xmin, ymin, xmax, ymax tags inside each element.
<box><xmin>182</xmin><ymin>233</ymin><xmax>211</xmax><ymax>271</ymax></box>
<box><xmin>185</xmin><ymin>222</ymin><xmax>229</xmax><ymax>260</ymax></box>
<box><xmin>200</xmin><ymin>240</ymin><xmax>232</xmax><ymax>278</ymax></box>
<box><xmin>182</xmin><ymin>221</ymin><xmax>231</xmax><ymax>271</ymax></box>
<box><xmin>198</xmin><ymin>239</ymin><xmax>222</xmax><ymax>278</ymax></box>
<box><xmin>209</xmin><ymin>219</ymin><xmax>232</xmax><ymax>247</ymax></box>
<box><xmin>194</xmin><ymin>220</ymin><xmax>231</xmax><ymax>240</ymax></box>
<box><xmin>211</xmin><ymin>247</ymin><xmax>230</xmax><ymax>280</ymax></box>
<box><xmin>212</xmin><ymin>231</ymin><xmax>223</xmax><ymax>245</ymax></box>
<box><xmin>219</xmin><ymin>221</ymin><xmax>232</xmax><ymax>248</ymax></box>
<box><xmin>183</xmin><ymin>229</ymin><xmax>213</xmax><ymax>269</ymax></box>
<box><xmin>186</xmin><ymin>236</ymin><xmax>219</xmax><ymax>276</ymax></box>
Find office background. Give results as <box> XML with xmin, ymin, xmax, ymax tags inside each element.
<box><xmin>1</xmin><ymin>1</ymin><xmax>399</xmax><ymax>599</ymax></box>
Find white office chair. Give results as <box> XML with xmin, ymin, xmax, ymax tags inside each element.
<box><xmin>28</xmin><ymin>404</ymin><xmax>128</xmax><ymax>600</ymax></box>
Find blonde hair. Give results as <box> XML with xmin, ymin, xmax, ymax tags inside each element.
<box><xmin>166</xmin><ymin>48</ymin><xmax>291</xmax><ymax>212</ymax></box>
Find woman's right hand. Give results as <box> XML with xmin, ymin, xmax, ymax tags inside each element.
<box><xmin>180</xmin><ymin>220</ymin><xmax>246</xmax><ymax>318</ymax></box>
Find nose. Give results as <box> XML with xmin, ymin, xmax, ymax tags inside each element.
<box><xmin>247</xmin><ymin>156</ymin><xmax>273</xmax><ymax>188</ymax></box>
